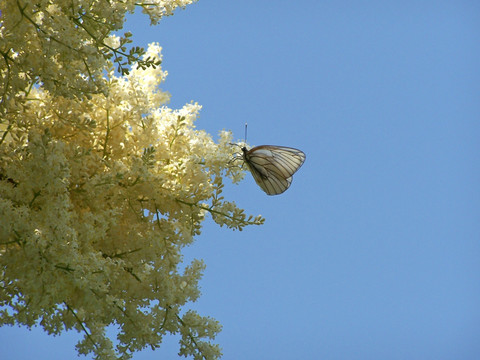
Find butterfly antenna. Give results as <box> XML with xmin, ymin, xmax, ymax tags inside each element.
<box><xmin>244</xmin><ymin>123</ymin><xmax>248</xmax><ymax>144</ymax></box>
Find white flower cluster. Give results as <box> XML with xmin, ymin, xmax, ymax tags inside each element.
<box><xmin>141</xmin><ymin>0</ymin><xmax>198</xmax><ymax>24</ymax></box>
<box><xmin>0</xmin><ymin>1</ymin><xmax>264</xmax><ymax>359</ymax></box>
<box><xmin>0</xmin><ymin>0</ymin><xmax>197</xmax><ymax>105</ymax></box>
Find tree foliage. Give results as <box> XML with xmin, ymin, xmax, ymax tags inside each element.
<box><xmin>0</xmin><ymin>1</ymin><xmax>264</xmax><ymax>359</ymax></box>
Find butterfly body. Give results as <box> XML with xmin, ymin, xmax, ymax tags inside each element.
<box><xmin>241</xmin><ymin>145</ymin><xmax>306</xmax><ymax>195</ymax></box>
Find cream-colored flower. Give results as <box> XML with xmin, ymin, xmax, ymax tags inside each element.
<box><xmin>0</xmin><ymin>1</ymin><xmax>263</xmax><ymax>359</ymax></box>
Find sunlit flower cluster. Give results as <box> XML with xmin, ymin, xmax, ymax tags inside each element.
<box><xmin>0</xmin><ymin>1</ymin><xmax>264</xmax><ymax>359</ymax></box>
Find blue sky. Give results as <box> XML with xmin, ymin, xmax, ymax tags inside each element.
<box><xmin>2</xmin><ymin>1</ymin><xmax>480</xmax><ymax>359</ymax></box>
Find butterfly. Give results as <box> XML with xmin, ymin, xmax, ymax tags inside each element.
<box><xmin>241</xmin><ymin>145</ymin><xmax>306</xmax><ymax>195</ymax></box>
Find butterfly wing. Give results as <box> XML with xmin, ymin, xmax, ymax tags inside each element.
<box><xmin>242</xmin><ymin>145</ymin><xmax>306</xmax><ymax>195</ymax></box>
<box><xmin>247</xmin><ymin>160</ymin><xmax>293</xmax><ymax>195</ymax></box>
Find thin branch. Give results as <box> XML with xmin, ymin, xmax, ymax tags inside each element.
<box><xmin>28</xmin><ymin>190</ymin><xmax>41</xmax><ymax>208</ymax></box>
<box><xmin>176</xmin><ymin>199</ymin><xmax>259</xmax><ymax>227</ymax></box>
<box><xmin>0</xmin><ymin>123</ymin><xmax>13</xmax><ymax>146</ymax></box>
<box><xmin>65</xmin><ymin>302</ymin><xmax>99</xmax><ymax>350</ymax></box>
<box><xmin>16</xmin><ymin>0</ymin><xmax>77</xmax><ymax>53</ymax></box>
<box><xmin>102</xmin><ymin>108</ymin><xmax>110</xmax><ymax>159</ymax></box>
<box><xmin>174</xmin><ymin>309</ymin><xmax>208</xmax><ymax>360</ymax></box>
